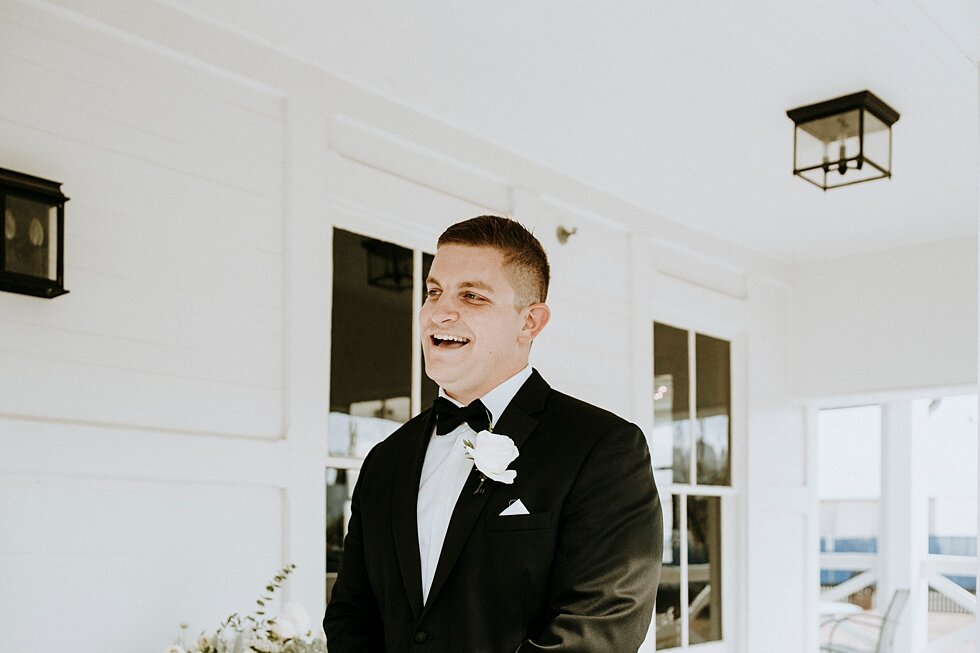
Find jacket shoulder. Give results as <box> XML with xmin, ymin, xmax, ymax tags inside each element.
<box><xmin>545</xmin><ymin>389</ymin><xmax>634</xmax><ymax>431</ymax></box>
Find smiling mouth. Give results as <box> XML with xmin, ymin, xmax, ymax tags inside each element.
<box><xmin>431</xmin><ymin>334</ymin><xmax>470</xmax><ymax>349</ymax></box>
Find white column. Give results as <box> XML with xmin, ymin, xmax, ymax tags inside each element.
<box><xmin>879</xmin><ymin>401</ymin><xmax>929</xmax><ymax>653</ymax></box>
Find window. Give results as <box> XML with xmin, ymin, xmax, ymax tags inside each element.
<box><xmin>326</xmin><ymin>228</ymin><xmax>434</xmax><ymax>595</ymax></box>
<box><xmin>653</xmin><ymin>322</ymin><xmax>729</xmax><ymax>649</ymax></box>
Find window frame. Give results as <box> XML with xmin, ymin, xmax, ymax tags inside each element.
<box><xmin>653</xmin><ymin>319</ymin><xmax>739</xmax><ymax>652</ymax></box>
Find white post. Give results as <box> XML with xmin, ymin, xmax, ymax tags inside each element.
<box><xmin>879</xmin><ymin>401</ymin><xmax>929</xmax><ymax>653</ymax></box>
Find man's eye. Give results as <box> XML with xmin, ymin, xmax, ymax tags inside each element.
<box><xmin>426</xmin><ymin>289</ymin><xmax>441</xmax><ymax>298</ymax></box>
<box><xmin>463</xmin><ymin>292</ymin><xmax>485</xmax><ymax>302</ymax></box>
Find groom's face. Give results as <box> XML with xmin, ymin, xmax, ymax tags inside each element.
<box><xmin>420</xmin><ymin>244</ymin><xmax>530</xmax><ymax>405</ymax></box>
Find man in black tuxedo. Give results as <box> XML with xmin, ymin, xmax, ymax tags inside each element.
<box><xmin>325</xmin><ymin>215</ymin><xmax>662</xmax><ymax>652</ymax></box>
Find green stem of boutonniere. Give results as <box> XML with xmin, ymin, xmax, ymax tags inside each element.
<box><xmin>474</xmin><ymin>411</ymin><xmax>494</xmax><ymax>494</ymax></box>
<box><xmin>474</xmin><ymin>474</ymin><xmax>488</xmax><ymax>494</ymax></box>
<box><xmin>469</xmin><ymin>408</ymin><xmax>495</xmax><ymax>495</ymax></box>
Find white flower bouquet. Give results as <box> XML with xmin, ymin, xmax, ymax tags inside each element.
<box><xmin>165</xmin><ymin>565</ymin><xmax>326</xmax><ymax>653</ymax></box>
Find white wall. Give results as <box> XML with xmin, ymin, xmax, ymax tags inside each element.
<box><xmin>791</xmin><ymin>237</ymin><xmax>978</xmax><ymax>400</ymax></box>
<box><xmin>0</xmin><ymin>2</ymin><xmax>808</xmax><ymax>652</ymax></box>
<box><xmin>0</xmin><ymin>2</ymin><xmax>327</xmax><ymax>650</ymax></box>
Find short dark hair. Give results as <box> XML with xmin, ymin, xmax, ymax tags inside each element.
<box><xmin>438</xmin><ymin>215</ymin><xmax>550</xmax><ymax>306</ymax></box>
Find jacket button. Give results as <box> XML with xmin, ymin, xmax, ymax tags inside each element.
<box><xmin>413</xmin><ymin>630</ymin><xmax>429</xmax><ymax>644</ymax></box>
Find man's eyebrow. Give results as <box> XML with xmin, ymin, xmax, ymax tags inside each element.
<box><xmin>459</xmin><ymin>280</ymin><xmax>494</xmax><ymax>293</ymax></box>
<box><xmin>424</xmin><ymin>276</ymin><xmax>494</xmax><ymax>293</ymax></box>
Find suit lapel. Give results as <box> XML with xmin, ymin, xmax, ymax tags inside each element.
<box><xmin>390</xmin><ymin>409</ymin><xmax>434</xmax><ymax>621</ymax></box>
<box><xmin>423</xmin><ymin>371</ymin><xmax>551</xmax><ymax>610</ymax></box>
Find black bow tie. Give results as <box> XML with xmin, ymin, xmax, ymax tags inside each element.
<box><xmin>433</xmin><ymin>397</ymin><xmax>492</xmax><ymax>435</ymax></box>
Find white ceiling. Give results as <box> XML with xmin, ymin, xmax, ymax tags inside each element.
<box><xmin>164</xmin><ymin>0</ymin><xmax>978</xmax><ymax>264</ymax></box>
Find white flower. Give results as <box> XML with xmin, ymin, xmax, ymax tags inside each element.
<box><xmin>163</xmin><ymin>646</ymin><xmax>187</xmax><ymax>653</ymax></box>
<box><xmin>463</xmin><ymin>430</ymin><xmax>518</xmax><ymax>483</ymax></box>
<box><xmin>270</xmin><ymin>616</ymin><xmax>297</xmax><ymax>640</ymax></box>
<box><xmin>278</xmin><ymin>602</ymin><xmax>313</xmax><ymax>641</ymax></box>
<box><xmin>251</xmin><ymin>637</ymin><xmax>278</xmax><ymax>653</ymax></box>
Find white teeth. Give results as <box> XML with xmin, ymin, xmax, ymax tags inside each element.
<box><xmin>433</xmin><ymin>334</ymin><xmax>469</xmax><ymax>343</ymax></box>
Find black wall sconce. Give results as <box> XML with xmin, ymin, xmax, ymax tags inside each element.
<box><xmin>787</xmin><ymin>90</ymin><xmax>900</xmax><ymax>190</ymax></box>
<box><xmin>1</xmin><ymin>167</ymin><xmax>69</xmax><ymax>298</ymax></box>
<box><xmin>362</xmin><ymin>238</ymin><xmax>413</xmax><ymax>291</ymax></box>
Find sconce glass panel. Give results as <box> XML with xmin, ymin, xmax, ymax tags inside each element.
<box><xmin>5</xmin><ymin>195</ymin><xmax>57</xmax><ymax>281</ymax></box>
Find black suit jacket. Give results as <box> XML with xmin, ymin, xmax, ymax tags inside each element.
<box><xmin>324</xmin><ymin>371</ymin><xmax>663</xmax><ymax>652</ymax></box>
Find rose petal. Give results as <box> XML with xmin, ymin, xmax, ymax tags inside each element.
<box><xmin>466</xmin><ymin>430</ymin><xmax>518</xmax><ymax>481</ymax></box>
<box><xmin>485</xmin><ymin>469</ymin><xmax>517</xmax><ymax>484</ymax></box>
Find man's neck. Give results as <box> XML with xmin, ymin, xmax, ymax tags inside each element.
<box><xmin>442</xmin><ymin>365</ymin><xmax>532</xmax><ymax>411</ymax></box>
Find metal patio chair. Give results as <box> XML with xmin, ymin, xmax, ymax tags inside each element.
<box><xmin>820</xmin><ymin>589</ymin><xmax>910</xmax><ymax>653</ymax></box>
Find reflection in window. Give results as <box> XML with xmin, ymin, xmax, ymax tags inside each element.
<box><xmin>653</xmin><ymin>323</ymin><xmax>691</xmax><ymax>484</ymax></box>
<box><xmin>655</xmin><ymin>495</ymin><xmax>723</xmax><ymax>649</ymax></box>
<box><xmin>329</xmin><ymin>229</ymin><xmax>413</xmax><ymax>458</ymax></box>
<box><xmin>326</xmin><ymin>467</ymin><xmax>356</xmax><ymax>597</ymax></box>
<box><xmin>688</xmin><ymin>496</ymin><xmax>722</xmax><ymax>644</ymax></box>
<box><xmin>695</xmin><ymin>334</ymin><xmax>731</xmax><ymax>486</ymax></box>
<box><xmin>655</xmin><ymin>495</ymin><xmax>683</xmax><ymax>649</ymax></box>
<box><xmin>327</xmin><ymin>229</ymin><xmax>435</xmax><ymax>590</ymax></box>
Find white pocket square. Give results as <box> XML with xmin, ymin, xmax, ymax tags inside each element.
<box><xmin>499</xmin><ymin>499</ymin><xmax>530</xmax><ymax>516</ymax></box>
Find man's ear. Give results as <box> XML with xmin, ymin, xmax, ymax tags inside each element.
<box><xmin>519</xmin><ymin>303</ymin><xmax>551</xmax><ymax>344</ymax></box>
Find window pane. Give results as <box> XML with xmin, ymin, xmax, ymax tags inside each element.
<box><xmin>654</xmin><ymin>323</ymin><xmax>692</xmax><ymax>484</ymax></box>
<box><xmin>329</xmin><ymin>229</ymin><xmax>413</xmax><ymax>458</ymax></box>
<box><xmin>326</xmin><ymin>466</ymin><xmax>358</xmax><ymax>597</ymax></box>
<box><xmin>688</xmin><ymin>496</ymin><xmax>722</xmax><ymax>644</ymax></box>
<box><xmin>655</xmin><ymin>494</ymin><xmax>682</xmax><ymax>649</ymax></box>
<box><xmin>695</xmin><ymin>334</ymin><xmax>730</xmax><ymax>485</ymax></box>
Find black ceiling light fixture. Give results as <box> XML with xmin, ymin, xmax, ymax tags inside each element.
<box><xmin>1</xmin><ymin>167</ymin><xmax>69</xmax><ymax>298</ymax></box>
<box><xmin>787</xmin><ymin>90</ymin><xmax>900</xmax><ymax>190</ymax></box>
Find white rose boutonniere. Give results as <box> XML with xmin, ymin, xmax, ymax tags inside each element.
<box><xmin>463</xmin><ymin>430</ymin><xmax>519</xmax><ymax>494</ymax></box>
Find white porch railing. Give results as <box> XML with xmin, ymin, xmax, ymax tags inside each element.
<box><xmin>820</xmin><ymin>551</ymin><xmax>977</xmax><ymax>653</ymax></box>
<box><xmin>922</xmin><ymin>554</ymin><xmax>977</xmax><ymax>653</ymax></box>
<box><xmin>820</xmin><ymin>552</ymin><xmax>877</xmax><ymax>602</ymax></box>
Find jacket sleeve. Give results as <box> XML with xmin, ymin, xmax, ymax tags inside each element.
<box><xmin>323</xmin><ymin>449</ymin><xmax>385</xmax><ymax>653</ymax></box>
<box><xmin>517</xmin><ymin>423</ymin><xmax>664</xmax><ymax>653</ymax></box>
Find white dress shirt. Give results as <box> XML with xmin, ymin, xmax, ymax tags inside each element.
<box><xmin>416</xmin><ymin>365</ymin><xmax>534</xmax><ymax>604</ymax></box>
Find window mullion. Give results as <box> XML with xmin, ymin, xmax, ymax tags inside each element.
<box><xmin>680</xmin><ymin>493</ymin><xmax>690</xmax><ymax>647</ymax></box>
<box><xmin>688</xmin><ymin>329</ymin><xmax>698</xmax><ymax>488</ymax></box>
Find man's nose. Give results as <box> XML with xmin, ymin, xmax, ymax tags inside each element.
<box><xmin>429</xmin><ymin>296</ymin><xmax>459</xmax><ymax>323</ymax></box>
